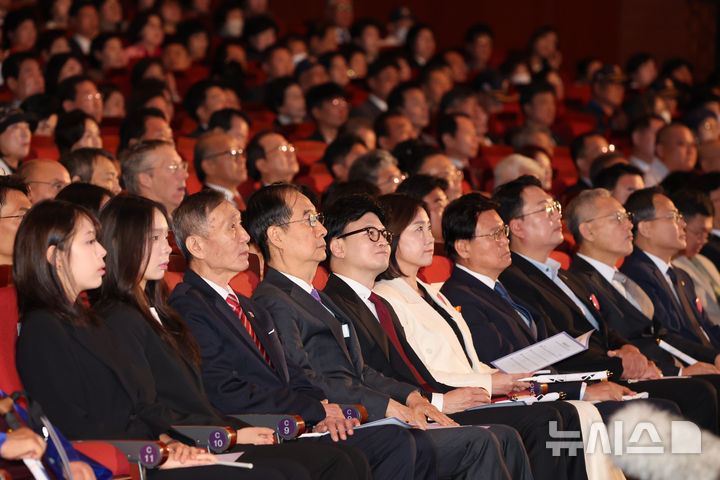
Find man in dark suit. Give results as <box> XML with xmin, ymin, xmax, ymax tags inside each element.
<box><xmin>168</xmin><ymin>189</ymin><xmax>430</xmax><ymax>480</ymax></box>
<box><xmin>565</xmin><ymin>187</ymin><xmax>720</xmax><ymax>374</ymax></box>
<box><xmin>621</xmin><ymin>187</ymin><xmax>720</xmax><ymax>352</ymax></box>
<box><xmin>193</xmin><ymin>131</ymin><xmax>248</xmax><ymax>210</ymax></box>
<box><xmin>492</xmin><ymin>175</ymin><xmax>720</xmax><ymax>433</ymax></box>
<box><xmin>244</xmin><ymin>183</ymin><xmax>537</xmax><ymax>480</ymax></box>
<box><xmin>320</xmin><ymin>193</ymin><xmax>589</xmax><ymax>480</ymax></box>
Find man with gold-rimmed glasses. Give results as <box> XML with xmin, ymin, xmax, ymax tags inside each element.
<box><xmin>567</xmin><ymin>188</ymin><xmax>720</xmax><ymax>378</ymax></box>
<box><xmin>621</xmin><ymin>186</ymin><xmax>720</xmax><ymax>355</ymax></box>
<box><xmin>194</xmin><ymin>131</ymin><xmax>248</xmax><ymax>209</ymax></box>
<box><xmin>493</xmin><ymin>176</ymin><xmax>720</xmax><ymax>433</ymax></box>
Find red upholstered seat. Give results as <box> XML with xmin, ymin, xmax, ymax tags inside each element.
<box><xmin>418</xmin><ymin>255</ymin><xmax>454</xmax><ymax>285</ymax></box>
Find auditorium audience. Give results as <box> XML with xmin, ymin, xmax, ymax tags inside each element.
<box><xmin>4</xmin><ymin>2</ymin><xmax>720</xmax><ymax>476</ymax></box>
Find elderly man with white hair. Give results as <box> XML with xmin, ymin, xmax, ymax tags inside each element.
<box><xmin>493</xmin><ymin>154</ymin><xmax>547</xmax><ymax>190</ymax></box>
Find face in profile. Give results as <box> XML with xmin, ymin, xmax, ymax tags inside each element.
<box><xmin>141</xmin><ymin>208</ymin><xmax>172</xmax><ymax>284</ymax></box>
<box><xmin>54</xmin><ymin>214</ymin><xmax>106</xmax><ymax>300</ymax></box>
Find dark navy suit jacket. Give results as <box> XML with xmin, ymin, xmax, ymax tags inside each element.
<box><xmin>441</xmin><ymin>266</ymin><xmax>581</xmax><ymax>399</ymax></box>
<box><xmin>568</xmin><ymin>255</ymin><xmax>701</xmax><ymax>372</ymax></box>
<box><xmin>620</xmin><ymin>247</ymin><xmax>720</xmax><ymax>351</ymax></box>
<box><xmin>168</xmin><ymin>269</ymin><xmax>327</xmax><ymax>423</ymax></box>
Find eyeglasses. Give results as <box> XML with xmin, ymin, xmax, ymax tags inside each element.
<box><xmin>515</xmin><ymin>200</ymin><xmax>562</xmax><ymax>219</ymax></box>
<box><xmin>206</xmin><ymin>149</ymin><xmax>245</xmax><ymax>161</ymax></box>
<box><xmin>83</xmin><ymin>93</ymin><xmax>102</xmax><ymax>102</ymax></box>
<box><xmin>583</xmin><ymin>211</ymin><xmax>634</xmax><ymax>224</ymax></box>
<box><xmin>647</xmin><ymin>211</ymin><xmax>684</xmax><ymax>224</ymax></box>
<box><xmin>337</xmin><ymin>226</ymin><xmax>393</xmax><ymax>243</ymax></box>
<box><xmin>277</xmin><ymin>212</ymin><xmax>324</xmax><ymax>228</ymax></box>
<box><xmin>378</xmin><ymin>173</ymin><xmax>407</xmax><ymax>187</ymax></box>
<box><xmin>150</xmin><ymin>160</ymin><xmax>188</xmax><ymax>174</ymax></box>
<box><xmin>26</xmin><ymin>180</ymin><xmax>69</xmax><ymax>192</ymax></box>
<box><xmin>268</xmin><ymin>143</ymin><xmax>296</xmax><ymax>155</ymax></box>
<box><xmin>472</xmin><ymin>224</ymin><xmax>510</xmax><ymax>242</ymax></box>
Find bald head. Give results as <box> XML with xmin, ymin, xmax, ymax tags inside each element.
<box><xmin>17</xmin><ymin>159</ymin><xmax>71</xmax><ymax>204</ymax></box>
<box><xmin>656</xmin><ymin>123</ymin><xmax>697</xmax><ymax>172</ymax></box>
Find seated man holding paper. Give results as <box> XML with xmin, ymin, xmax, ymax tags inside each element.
<box><xmin>566</xmin><ymin>188</ymin><xmax>720</xmax><ymax>375</ymax></box>
<box><xmin>440</xmin><ymin>192</ymin><xmax>624</xmax><ymax>402</ymax></box>
<box><xmin>244</xmin><ymin>183</ymin><xmax>531</xmax><ymax>480</ymax></box>
<box><xmin>492</xmin><ymin>175</ymin><xmax>720</xmax><ymax>433</ymax></box>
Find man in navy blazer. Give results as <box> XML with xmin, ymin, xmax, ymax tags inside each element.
<box><xmin>168</xmin><ymin>189</ymin><xmax>438</xmax><ymax>480</ymax></box>
<box><xmin>565</xmin><ymin>187</ymin><xmax>720</xmax><ymax>374</ymax></box>
<box><xmin>244</xmin><ymin>183</ymin><xmax>540</xmax><ymax>480</ymax></box>
<box><xmin>622</xmin><ymin>186</ymin><xmax>720</xmax><ymax>352</ymax></box>
<box><xmin>492</xmin><ymin>176</ymin><xmax>720</xmax><ymax>433</ymax></box>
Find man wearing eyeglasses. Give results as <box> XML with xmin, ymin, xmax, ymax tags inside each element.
<box><xmin>566</xmin><ymin>188</ymin><xmax>720</xmax><ymax>377</ymax></box>
<box><xmin>493</xmin><ymin>176</ymin><xmax>720</xmax><ymax>433</ymax></box>
<box><xmin>622</xmin><ymin>186</ymin><xmax>720</xmax><ymax>353</ymax></box>
<box><xmin>0</xmin><ymin>176</ymin><xmax>31</xmax><ymax>268</ymax></box>
<box><xmin>194</xmin><ymin>132</ymin><xmax>247</xmax><ymax>209</ymax></box>
<box><xmin>16</xmin><ymin>159</ymin><xmax>71</xmax><ymax>204</ymax></box>
<box><xmin>246</xmin><ymin>183</ymin><xmax>530</xmax><ymax>480</ymax></box>
<box><xmin>120</xmin><ymin>139</ymin><xmax>189</xmax><ymax>216</ymax></box>
<box><xmin>244</xmin><ymin>132</ymin><xmax>299</xmax><ymax>197</ymax></box>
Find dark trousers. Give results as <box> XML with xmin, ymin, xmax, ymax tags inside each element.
<box><xmin>451</xmin><ymin>401</ymin><xmax>588</xmax><ymax>480</ymax></box>
<box><xmin>618</xmin><ymin>377</ymin><xmax>719</xmax><ymax>434</ymax></box>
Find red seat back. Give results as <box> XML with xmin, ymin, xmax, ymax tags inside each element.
<box><xmin>418</xmin><ymin>255</ymin><xmax>454</xmax><ymax>285</ymax></box>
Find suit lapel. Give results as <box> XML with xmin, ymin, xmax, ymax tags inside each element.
<box><xmin>266</xmin><ymin>269</ymin><xmax>356</xmax><ymax>366</ymax></box>
<box><xmin>325</xmin><ymin>275</ymin><xmax>391</xmax><ymax>359</ymax></box>
<box><xmin>184</xmin><ymin>270</ymin><xmax>283</xmax><ymax>377</ymax></box>
<box><xmin>455</xmin><ymin>267</ymin><xmax>537</xmax><ymax>341</ymax></box>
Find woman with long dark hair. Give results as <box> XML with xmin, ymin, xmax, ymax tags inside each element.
<box><xmin>13</xmin><ymin>199</ymin><xmax>358</xmax><ymax>479</ymax></box>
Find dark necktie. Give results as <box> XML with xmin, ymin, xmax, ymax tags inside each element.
<box><xmin>667</xmin><ymin>267</ymin><xmax>712</xmax><ymax>348</ymax></box>
<box><xmin>494</xmin><ymin>281</ymin><xmax>538</xmax><ymax>340</ymax></box>
<box><xmin>368</xmin><ymin>292</ymin><xmax>435</xmax><ymax>393</ymax></box>
<box><xmin>226</xmin><ymin>293</ymin><xmax>274</xmax><ymax>367</ymax></box>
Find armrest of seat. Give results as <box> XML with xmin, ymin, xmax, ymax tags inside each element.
<box><xmin>73</xmin><ymin>440</ymin><xmax>168</xmax><ymax>469</ymax></box>
<box><xmin>170</xmin><ymin>425</ymin><xmax>237</xmax><ymax>453</ymax></box>
<box><xmin>339</xmin><ymin>404</ymin><xmax>368</xmax><ymax>424</ymax></box>
<box><xmin>230</xmin><ymin>414</ymin><xmax>305</xmax><ymax>440</ymax></box>
<box><xmin>0</xmin><ymin>469</ymin><xmax>10</xmax><ymax>480</ymax></box>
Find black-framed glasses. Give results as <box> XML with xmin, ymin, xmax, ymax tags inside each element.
<box><xmin>583</xmin><ymin>211</ymin><xmax>634</xmax><ymax>224</ymax></box>
<box><xmin>337</xmin><ymin>226</ymin><xmax>393</xmax><ymax>243</ymax></box>
<box><xmin>514</xmin><ymin>200</ymin><xmax>562</xmax><ymax>219</ymax></box>
<box><xmin>277</xmin><ymin>212</ymin><xmax>324</xmax><ymax>228</ymax></box>
<box><xmin>205</xmin><ymin>149</ymin><xmax>245</xmax><ymax>161</ymax></box>
<box><xmin>472</xmin><ymin>224</ymin><xmax>510</xmax><ymax>242</ymax></box>
<box><xmin>647</xmin><ymin>211</ymin><xmax>684</xmax><ymax>224</ymax></box>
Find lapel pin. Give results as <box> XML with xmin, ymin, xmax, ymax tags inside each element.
<box><xmin>589</xmin><ymin>294</ymin><xmax>600</xmax><ymax>311</ymax></box>
<box><xmin>248</xmin><ymin>311</ymin><xmax>255</xmax><ymax>318</ymax></box>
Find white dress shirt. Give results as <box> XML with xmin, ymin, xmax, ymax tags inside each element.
<box><xmin>333</xmin><ymin>274</ymin><xmax>444</xmax><ymax>410</ymax></box>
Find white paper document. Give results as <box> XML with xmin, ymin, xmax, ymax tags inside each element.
<box><xmin>491</xmin><ymin>331</ymin><xmax>589</xmax><ymax>373</ymax></box>
<box><xmin>517</xmin><ymin>370</ymin><xmax>609</xmax><ymax>383</ymax></box>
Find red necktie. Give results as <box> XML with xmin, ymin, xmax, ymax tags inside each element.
<box><xmin>368</xmin><ymin>292</ymin><xmax>435</xmax><ymax>393</ymax></box>
<box><xmin>226</xmin><ymin>293</ymin><xmax>273</xmax><ymax>367</ymax></box>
